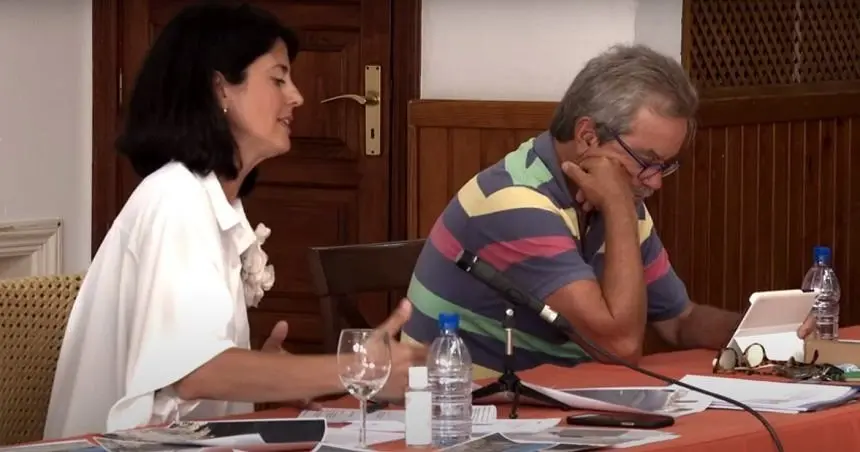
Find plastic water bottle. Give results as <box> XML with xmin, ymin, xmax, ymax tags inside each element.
<box><xmin>427</xmin><ymin>312</ymin><xmax>472</xmax><ymax>447</ymax></box>
<box><xmin>801</xmin><ymin>246</ymin><xmax>841</xmax><ymax>340</ymax></box>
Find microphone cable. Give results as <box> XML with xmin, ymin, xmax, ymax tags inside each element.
<box><xmin>455</xmin><ymin>250</ymin><xmax>785</xmax><ymax>452</ymax></box>
<box><xmin>559</xmin><ymin>317</ymin><xmax>784</xmax><ymax>452</ymax></box>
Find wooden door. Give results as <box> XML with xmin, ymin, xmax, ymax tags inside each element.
<box><xmin>102</xmin><ymin>0</ymin><xmax>408</xmax><ymax>353</ymax></box>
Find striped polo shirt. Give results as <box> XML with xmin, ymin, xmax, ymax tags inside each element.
<box><xmin>401</xmin><ymin>131</ymin><xmax>690</xmax><ymax>378</ymax></box>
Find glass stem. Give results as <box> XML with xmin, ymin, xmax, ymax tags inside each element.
<box><xmin>359</xmin><ymin>398</ymin><xmax>367</xmax><ymax>447</ymax></box>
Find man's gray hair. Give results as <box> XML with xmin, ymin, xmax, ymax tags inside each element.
<box><xmin>549</xmin><ymin>44</ymin><xmax>698</xmax><ymax>144</ymax></box>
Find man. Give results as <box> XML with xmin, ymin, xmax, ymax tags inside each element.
<box><xmin>401</xmin><ymin>44</ymin><xmax>811</xmax><ymax>379</ymax></box>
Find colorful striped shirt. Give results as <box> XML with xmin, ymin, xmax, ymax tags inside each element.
<box><xmin>401</xmin><ymin>131</ymin><xmax>690</xmax><ymax>377</ymax></box>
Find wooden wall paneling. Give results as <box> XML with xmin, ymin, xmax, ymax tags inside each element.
<box><xmin>406</xmin><ymin>101</ymin><xmax>552</xmax><ymax>237</ymax></box>
<box><xmin>407</xmin><ymin>93</ymin><xmax>860</xmax><ymax>329</ymax></box>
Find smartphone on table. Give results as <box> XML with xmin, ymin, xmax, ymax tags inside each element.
<box><xmin>566</xmin><ymin>412</ymin><xmax>675</xmax><ymax>429</ymax></box>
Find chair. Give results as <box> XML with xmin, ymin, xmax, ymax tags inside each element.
<box><xmin>306</xmin><ymin>238</ymin><xmax>673</xmax><ymax>358</ymax></box>
<box><xmin>0</xmin><ymin>274</ymin><xmax>82</xmax><ymax>445</ymax></box>
<box><xmin>307</xmin><ymin>239</ymin><xmax>426</xmax><ymax>353</ymax></box>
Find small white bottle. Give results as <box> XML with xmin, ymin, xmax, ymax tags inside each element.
<box><xmin>404</xmin><ymin>366</ymin><xmax>432</xmax><ymax>447</ymax></box>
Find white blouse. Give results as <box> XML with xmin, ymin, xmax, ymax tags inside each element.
<box><xmin>44</xmin><ymin>162</ymin><xmax>259</xmax><ymax>439</ymax></box>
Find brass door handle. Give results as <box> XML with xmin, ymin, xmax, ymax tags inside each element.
<box><xmin>320</xmin><ymin>92</ymin><xmax>380</xmax><ymax>106</ymax></box>
<box><xmin>319</xmin><ymin>65</ymin><xmax>383</xmax><ymax>157</ymax></box>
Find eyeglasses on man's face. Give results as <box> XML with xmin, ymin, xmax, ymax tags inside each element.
<box><xmin>597</xmin><ymin>124</ymin><xmax>680</xmax><ymax>180</ymax></box>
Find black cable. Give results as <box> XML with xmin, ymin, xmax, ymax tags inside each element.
<box><xmin>455</xmin><ymin>250</ymin><xmax>785</xmax><ymax>452</ymax></box>
<box><xmin>565</xmin><ymin>325</ymin><xmax>784</xmax><ymax>452</ymax></box>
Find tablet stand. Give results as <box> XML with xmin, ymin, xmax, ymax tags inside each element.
<box><xmin>470</xmin><ymin>307</ymin><xmax>569</xmax><ymax>418</ymax></box>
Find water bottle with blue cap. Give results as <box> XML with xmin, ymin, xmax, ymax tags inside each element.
<box><xmin>801</xmin><ymin>246</ymin><xmax>841</xmax><ymax>340</ymax></box>
<box><xmin>427</xmin><ymin>312</ymin><xmax>473</xmax><ymax>447</ymax></box>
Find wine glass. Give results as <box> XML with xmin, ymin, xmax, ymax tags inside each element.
<box><xmin>337</xmin><ymin>328</ymin><xmax>392</xmax><ymax>448</ymax></box>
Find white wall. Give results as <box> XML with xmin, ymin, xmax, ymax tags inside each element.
<box><xmin>0</xmin><ymin>0</ymin><xmax>679</xmax><ymax>274</ymax></box>
<box><xmin>421</xmin><ymin>0</ymin><xmax>683</xmax><ymax>101</ymax></box>
<box><xmin>0</xmin><ymin>0</ymin><xmax>93</xmax><ymax>273</ymax></box>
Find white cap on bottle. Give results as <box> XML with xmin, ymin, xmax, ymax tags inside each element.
<box><xmin>408</xmin><ymin>366</ymin><xmax>428</xmax><ymax>389</ymax></box>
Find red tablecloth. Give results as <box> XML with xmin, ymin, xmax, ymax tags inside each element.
<box><xmin>20</xmin><ymin>328</ymin><xmax>860</xmax><ymax>451</ymax></box>
<box><xmin>233</xmin><ymin>329</ymin><xmax>860</xmax><ymax>452</ymax></box>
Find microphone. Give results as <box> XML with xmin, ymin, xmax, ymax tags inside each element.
<box><xmin>454</xmin><ymin>249</ymin><xmax>784</xmax><ymax>452</ymax></box>
<box><xmin>455</xmin><ymin>250</ymin><xmax>573</xmax><ymax>334</ymax></box>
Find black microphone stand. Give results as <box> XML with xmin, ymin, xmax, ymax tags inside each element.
<box><xmin>471</xmin><ymin>307</ymin><xmax>569</xmax><ymax>419</ymax></box>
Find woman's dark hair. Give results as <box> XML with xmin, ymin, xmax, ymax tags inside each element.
<box><xmin>116</xmin><ymin>1</ymin><xmax>299</xmax><ymax>197</ymax></box>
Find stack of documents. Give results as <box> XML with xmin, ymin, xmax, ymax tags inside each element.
<box><xmin>679</xmin><ymin>374</ymin><xmax>859</xmax><ymax>414</ymax></box>
<box><xmin>298</xmin><ymin>405</ymin><xmax>497</xmax><ymax>424</ymax></box>
<box><xmin>442</xmin><ymin>428</ymin><xmax>678</xmax><ymax>451</ymax></box>
<box><xmin>298</xmin><ymin>406</ymin><xmax>564</xmax><ymax>444</ymax></box>
<box><xmin>472</xmin><ymin>381</ymin><xmax>712</xmax><ymax>418</ymax></box>
<box><xmin>523</xmin><ymin>383</ymin><xmax>713</xmax><ymax>417</ymax></box>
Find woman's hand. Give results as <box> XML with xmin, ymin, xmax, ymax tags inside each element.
<box><xmin>372</xmin><ymin>300</ymin><xmax>428</xmax><ymax>402</ymax></box>
<box><xmin>261</xmin><ymin>320</ymin><xmax>323</xmax><ymax>410</ymax></box>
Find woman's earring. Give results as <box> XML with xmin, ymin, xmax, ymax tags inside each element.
<box><xmin>222</xmin><ymin>107</ymin><xmax>228</xmax><ymax>114</ymax></box>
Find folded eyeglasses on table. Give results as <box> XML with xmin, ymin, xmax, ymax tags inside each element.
<box><xmin>712</xmin><ymin>342</ymin><xmax>845</xmax><ymax>382</ymax></box>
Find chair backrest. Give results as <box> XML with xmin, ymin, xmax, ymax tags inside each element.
<box><xmin>0</xmin><ymin>274</ymin><xmax>82</xmax><ymax>445</ymax></box>
<box><xmin>307</xmin><ymin>239</ymin><xmax>426</xmax><ymax>352</ymax></box>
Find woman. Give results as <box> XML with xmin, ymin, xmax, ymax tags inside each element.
<box><xmin>44</xmin><ymin>2</ymin><xmax>425</xmax><ymax>439</ymax></box>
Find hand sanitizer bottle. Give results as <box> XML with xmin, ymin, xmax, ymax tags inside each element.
<box><xmin>404</xmin><ymin>366</ymin><xmax>432</xmax><ymax>447</ymax></box>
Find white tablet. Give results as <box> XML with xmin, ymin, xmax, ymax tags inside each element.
<box><xmin>725</xmin><ymin>289</ymin><xmax>816</xmax><ymax>362</ymax></box>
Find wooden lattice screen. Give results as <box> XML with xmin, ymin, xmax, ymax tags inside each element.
<box><xmin>686</xmin><ymin>0</ymin><xmax>860</xmax><ymax>94</ymax></box>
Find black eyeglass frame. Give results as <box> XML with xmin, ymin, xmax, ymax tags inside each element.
<box><xmin>597</xmin><ymin>124</ymin><xmax>681</xmax><ymax>180</ymax></box>
<box><xmin>712</xmin><ymin>345</ymin><xmax>844</xmax><ymax>382</ymax></box>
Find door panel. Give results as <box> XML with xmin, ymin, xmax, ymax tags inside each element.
<box><xmin>119</xmin><ymin>0</ymin><xmax>393</xmax><ymax>353</ymax></box>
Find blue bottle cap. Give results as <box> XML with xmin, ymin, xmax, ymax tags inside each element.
<box><xmin>813</xmin><ymin>246</ymin><xmax>832</xmax><ymax>264</ymax></box>
<box><xmin>438</xmin><ymin>312</ymin><xmax>459</xmax><ymax>330</ymax></box>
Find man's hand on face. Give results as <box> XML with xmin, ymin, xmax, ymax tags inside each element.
<box><xmin>561</xmin><ymin>151</ymin><xmax>635</xmax><ymax>213</ymax></box>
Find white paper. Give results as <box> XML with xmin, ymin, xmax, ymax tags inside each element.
<box><xmin>441</xmin><ymin>429</ymin><xmax>677</xmax><ymax>451</ymax></box>
<box><xmin>342</xmin><ymin>417</ymin><xmax>560</xmax><ymax>435</ymax></box>
<box><xmin>680</xmin><ymin>374</ymin><xmax>858</xmax><ymax>413</ymax></box>
<box><xmin>0</xmin><ymin>440</ymin><xmax>101</xmax><ymax>452</ymax></box>
<box><xmin>193</xmin><ymin>433</ymin><xmax>265</xmax><ymax>447</ymax></box>
<box><xmin>341</xmin><ymin>420</ymin><xmax>404</xmax><ymax>432</ymax></box>
<box><xmin>607</xmin><ymin>385</ymin><xmax>713</xmax><ymax>417</ymax></box>
<box><xmin>321</xmin><ymin>428</ymin><xmax>404</xmax><ymax>448</ymax></box>
<box><xmin>92</xmin><ymin>433</ymin><xmax>265</xmax><ymax>452</ymax></box>
<box><xmin>312</xmin><ymin>443</ymin><xmax>375</xmax><ymax>452</ymax></box>
<box><xmin>472</xmin><ymin>418</ymin><xmax>561</xmax><ymax>435</ymax></box>
<box><xmin>504</xmin><ymin>426</ymin><xmax>678</xmax><ymax>449</ymax></box>
<box><xmin>92</xmin><ymin>417</ymin><xmax>326</xmax><ymax>451</ymax></box>
<box><xmin>437</xmin><ymin>432</ymin><xmax>570</xmax><ymax>452</ymax></box>
<box><xmin>518</xmin><ymin>383</ymin><xmax>708</xmax><ymax>418</ymax></box>
<box><xmin>299</xmin><ymin>405</ymin><xmax>497</xmax><ymax>424</ymax></box>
